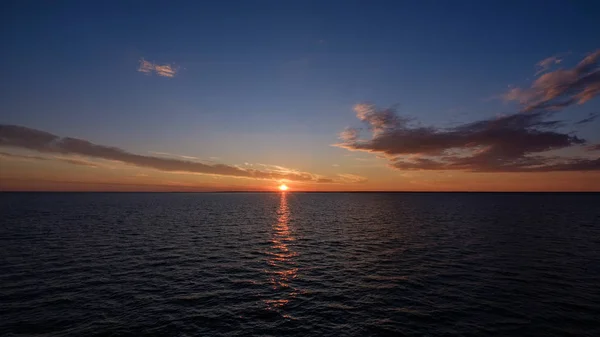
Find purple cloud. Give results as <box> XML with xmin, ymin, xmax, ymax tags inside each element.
<box><xmin>0</xmin><ymin>151</ymin><xmax>98</xmax><ymax>167</ymax></box>
<box><xmin>0</xmin><ymin>125</ymin><xmax>364</xmax><ymax>184</ymax></box>
<box><xmin>574</xmin><ymin>112</ymin><xmax>599</xmax><ymax>125</ymax></box>
<box><xmin>335</xmin><ymin>104</ymin><xmax>598</xmax><ymax>172</ymax></box>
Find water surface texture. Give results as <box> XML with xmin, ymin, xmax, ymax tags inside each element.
<box><xmin>1</xmin><ymin>192</ymin><xmax>599</xmax><ymax>336</ymax></box>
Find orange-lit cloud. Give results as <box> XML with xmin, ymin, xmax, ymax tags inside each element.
<box><xmin>505</xmin><ymin>50</ymin><xmax>600</xmax><ymax>112</ymax></box>
<box><xmin>0</xmin><ymin>125</ymin><xmax>363</xmax><ymax>184</ymax></box>
<box><xmin>336</xmin><ymin>173</ymin><xmax>368</xmax><ymax>183</ymax></box>
<box><xmin>137</xmin><ymin>58</ymin><xmax>178</xmax><ymax>77</ymax></box>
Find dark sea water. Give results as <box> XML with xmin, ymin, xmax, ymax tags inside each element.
<box><xmin>1</xmin><ymin>192</ymin><xmax>599</xmax><ymax>336</ymax></box>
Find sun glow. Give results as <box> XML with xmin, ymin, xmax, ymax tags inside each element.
<box><xmin>278</xmin><ymin>184</ymin><xmax>288</xmax><ymax>191</ymax></box>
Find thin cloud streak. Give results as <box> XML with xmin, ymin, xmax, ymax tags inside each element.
<box><xmin>336</xmin><ymin>173</ymin><xmax>368</xmax><ymax>183</ymax></box>
<box><xmin>0</xmin><ymin>125</ymin><xmax>362</xmax><ymax>184</ymax></box>
<box><xmin>0</xmin><ymin>151</ymin><xmax>98</xmax><ymax>167</ymax></box>
<box><xmin>535</xmin><ymin>55</ymin><xmax>562</xmax><ymax>76</ymax></box>
<box><xmin>138</xmin><ymin>58</ymin><xmax>178</xmax><ymax>77</ymax></box>
<box><xmin>574</xmin><ymin>112</ymin><xmax>599</xmax><ymax>125</ymax></box>
<box><xmin>148</xmin><ymin>151</ymin><xmax>211</xmax><ymax>162</ymax></box>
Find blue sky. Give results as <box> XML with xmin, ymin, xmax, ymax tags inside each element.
<box><xmin>1</xmin><ymin>0</ymin><xmax>599</xmax><ymax>191</ymax></box>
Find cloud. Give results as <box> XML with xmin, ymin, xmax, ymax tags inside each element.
<box><xmin>336</xmin><ymin>174</ymin><xmax>368</xmax><ymax>183</ymax></box>
<box><xmin>505</xmin><ymin>50</ymin><xmax>600</xmax><ymax>112</ymax></box>
<box><xmin>588</xmin><ymin>144</ymin><xmax>600</xmax><ymax>152</ymax></box>
<box><xmin>0</xmin><ymin>151</ymin><xmax>49</xmax><ymax>162</ymax></box>
<box><xmin>147</xmin><ymin>150</ymin><xmax>220</xmax><ymax>163</ymax></box>
<box><xmin>138</xmin><ymin>58</ymin><xmax>178</xmax><ymax>77</ymax></box>
<box><xmin>54</xmin><ymin>157</ymin><xmax>99</xmax><ymax>167</ymax></box>
<box><xmin>535</xmin><ymin>55</ymin><xmax>562</xmax><ymax>76</ymax></box>
<box><xmin>0</xmin><ymin>124</ymin><xmax>357</xmax><ymax>183</ymax></box>
<box><xmin>339</xmin><ymin>127</ymin><xmax>361</xmax><ymax>142</ymax></box>
<box><xmin>574</xmin><ymin>112</ymin><xmax>599</xmax><ymax>125</ymax></box>
<box><xmin>0</xmin><ymin>151</ymin><xmax>98</xmax><ymax>167</ymax></box>
<box><xmin>149</xmin><ymin>151</ymin><xmax>200</xmax><ymax>160</ymax></box>
<box><xmin>334</xmin><ymin>104</ymin><xmax>599</xmax><ymax>172</ymax></box>
<box><xmin>354</xmin><ymin>103</ymin><xmax>408</xmax><ymax>134</ymax></box>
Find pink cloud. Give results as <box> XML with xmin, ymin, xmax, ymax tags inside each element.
<box><xmin>505</xmin><ymin>50</ymin><xmax>600</xmax><ymax>112</ymax></box>
<box><xmin>137</xmin><ymin>58</ymin><xmax>178</xmax><ymax>78</ymax></box>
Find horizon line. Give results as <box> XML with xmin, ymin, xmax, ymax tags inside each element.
<box><xmin>1</xmin><ymin>190</ymin><xmax>598</xmax><ymax>193</ymax></box>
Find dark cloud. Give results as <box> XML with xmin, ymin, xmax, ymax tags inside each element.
<box><xmin>505</xmin><ymin>50</ymin><xmax>600</xmax><ymax>112</ymax></box>
<box><xmin>0</xmin><ymin>151</ymin><xmax>49</xmax><ymax>161</ymax></box>
<box><xmin>335</xmin><ymin>104</ymin><xmax>599</xmax><ymax>172</ymax></box>
<box><xmin>58</xmin><ymin>157</ymin><xmax>99</xmax><ymax>167</ymax></box>
<box><xmin>0</xmin><ymin>125</ymin><xmax>363</xmax><ymax>183</ymax></box>
<box><xmin>0</xmin><ymin>151</ymin><xmax>98</xmax><ymax>167</ymax></box>
<box><xmin>574</xmin><ymin>112</ymin><xmax>598</xmax><ymax>125</ymax></box>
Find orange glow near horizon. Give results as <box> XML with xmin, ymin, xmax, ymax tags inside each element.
<box><xmin>1</xmin><ymin>153</ymin><xmax>600</xmax><ymax>192</ymax></box>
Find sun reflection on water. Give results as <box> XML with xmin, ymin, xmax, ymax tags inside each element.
<box><xmin>265</xmin><ymin>192</ymin><xmax>299</xmax><ymax>311</ymax></box>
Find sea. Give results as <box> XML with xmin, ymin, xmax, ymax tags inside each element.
<box><xmin>1</xmin><ymin>192</ymin><xmax>599</xmax><ymax>336</ymax></box>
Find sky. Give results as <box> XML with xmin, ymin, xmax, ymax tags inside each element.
<box><xmin>1</xmin><ymin>0</ymin><xmax>599</xmax><ymax>191</ymax></box>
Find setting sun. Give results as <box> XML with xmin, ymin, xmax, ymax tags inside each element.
<box><xmin>278</xmin><ymin>184</ymin><xmax>288</xmax><ymax>191</ymax></box>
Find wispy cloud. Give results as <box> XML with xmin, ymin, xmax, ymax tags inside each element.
<box><xmin>0</xmin><ymin>125</ymin><xmax>360</xmax><ymax>184</ymax></box>
<box><xmin>505</xmin><ymin>50</ymin><xmax>600</xmax><ymax>112</ymax></box>
<box><xmin>574</xmin><ymin>112</ymin><xmax>599</xmax><ymax>125</ymax></box>
<box><xmin>339</xmin><ymin>127</ymin><xmax>361</xmax><ymax>142</ymax></box>
<box><xmin>535</xmin><ymin>54</ymin><xmax>563</xmax><ymax>76</ymax></box>
<box><xmin>0</xmin><ymin>151</ymin><xmax>49</xmax><ymax>162</ymax></box>
<box><xmin>53</xmin><ymin>156</ymin><xmax>99</xmax><ymax>167</ymax></box>
<box><xmin>334</xmin><ymin>104</ymin><xmax>599</xmax><ymax>172</ymax></box>
<box><xmin>138</xmin><ymin>58</ymin><xmax>178</xmax><ymax>77</ymax></box>
<box><xmin>148</xmin><ymin>151</ymin><xmax>209</xmax><ymax>162</ymax></box>
<box><xmin>336</xmin><ymin>173</ymin><xmax>368</xmax><ymax>183</ymax></box>
<box><xmin>0</xmin><ymin>151</ymin><xmax>98</xmax><ymax>167</ymax></box>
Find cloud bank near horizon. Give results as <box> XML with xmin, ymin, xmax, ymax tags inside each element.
<box><xmin>0</xmin><ymin>125</ymin><xmax>362</xmax><ymax>184</ymax></box>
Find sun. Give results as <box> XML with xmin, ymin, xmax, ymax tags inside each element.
<box><xmin>278</xmin><ymin>184</ymin><xmax>288</xmax><ymax>191</ymax></box>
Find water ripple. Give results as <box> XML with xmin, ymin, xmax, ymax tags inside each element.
<box><xmin>1</xmin><ymin>192</ymin><xmax>599</xmax><ymax>336</ymax></box>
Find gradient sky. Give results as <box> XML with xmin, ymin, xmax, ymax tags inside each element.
<box><xmin>1</xmin><ymin>0</ymin><xmax>599</xmax><ymax>191</ymax></box>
